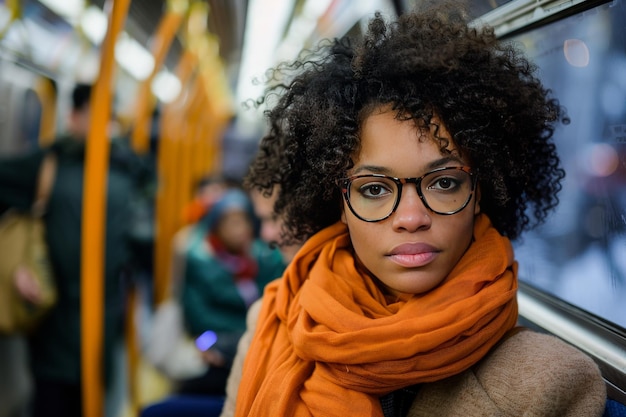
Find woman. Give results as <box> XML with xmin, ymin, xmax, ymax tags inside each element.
<box><xmin>178</xmin><ymin>188</ymin><xmax>285</xmax><ymax>395</ymax></box>
<box><xmin>227</xmin><ymin>2</ymin><xmax>606</xmax><ymax>416</ymax></box>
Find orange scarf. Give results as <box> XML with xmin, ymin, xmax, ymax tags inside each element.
<box><xmin>235</xmin><ymin>214</ymin><xmax>518</xmax><ymax>417</ymax></box>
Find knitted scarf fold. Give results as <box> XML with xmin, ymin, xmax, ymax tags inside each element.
<box><xmin>235</xmin><ymin>214</ymin><xmax>518</xmax><ymax>417</ymax></box>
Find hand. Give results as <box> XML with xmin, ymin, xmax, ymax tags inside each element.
<box><xmin>200</xmin><ymin>348</ymin><xmax>226</xmax><ymax>367</ymax></box>
<box><xmin>14</xmin><ymin>266</ymin><xmax>44</xmax><ymax>304</ymax></box>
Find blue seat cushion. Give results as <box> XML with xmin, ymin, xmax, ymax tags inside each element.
<box><xmin>604</xmin><ymin>399</ymin><xmax>626</xmax><ymax>417</ymax></box>
<box><xmin>140</xmin><ymin>395</ymin><xmax>225</xmax><ymax>417</ymax></box>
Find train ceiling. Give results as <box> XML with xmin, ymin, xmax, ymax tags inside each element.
<box><xmin>8</xmin><ymin>0</ymin><xmax>515</xmax><ymax>105</ymax></box>
<box><xmin>90</xmin><ymin>0</ymin><xmax>248</xmax><ymax>90</ymax></box>
<box><xmin>85</xmin><ymin>0</ymin><xmax>513</xmax><ymax>97</ymax></box>
<box><xmin>90</xmin><ymin>0</ymin><xmax>249</xmax><ymax>88</ymax></box>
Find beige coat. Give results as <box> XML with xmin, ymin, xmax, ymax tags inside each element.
<box><xmin>220</xmin><ymin>300</ymin><xmax>606</xmax><ymax>417</ymax></box>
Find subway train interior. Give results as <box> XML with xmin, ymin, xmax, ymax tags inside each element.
<box><xmin>0</xmin><ymin>0</ymin><xmax>624</xmax><ymax>416</ymax></box>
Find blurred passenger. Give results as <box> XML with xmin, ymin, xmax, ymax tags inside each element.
<box><xmin>219</xmin><ymin>185</ymin><xmax>303</xmax><ymax>417</ymax></box>
<box><xmin>0</xmin><ymin>83</ymin><xmax>151</xmax><ymax>417</ymax></box>
<box><xmin>249</xmin><ymin>187</ymin><xmax>301</xmax><ymax>263</ymax></box>
<box><xmin>176</xmin><ymin>189</ymin><xmax>285</xmax><ymax>396</ymax></box>
<box><xmin>143</xmin><ymin>176</ymin><xmax>236</xmax><ymax>399</ymax></box>
<box><xmin>170</xmin><ymin>175</ymin><xmax>235</xmax><ymax>291</ymax></box>
<box><xmin>0</xmin><ymin>335</ymin><xmax>30</xmax><ymax>417</ymax></box>
<box><xmin>181</xmin><ymin>175</ymin><xmax>232</xmax><ymax>226</ymax></box>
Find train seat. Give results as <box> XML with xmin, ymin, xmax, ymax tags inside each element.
<box><xmin>139</xmin><ymin>394</ymin><xmax>626</xmax><ymax>416</ymax></box>
<box><xmin>139</xmin><ymin>394</ymin><xmax>224</xmax><ymax>417</ymax></box>
<box><xmin>604</xmin><ymin>398</ymin><xmax>626</xmax><ymax>417</ymax></box>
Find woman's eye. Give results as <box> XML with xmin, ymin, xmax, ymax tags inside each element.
<box><xmin>358</xmin><ymin>182</ymin><xmax>393</xmax><ymax>198</ymax></box>
<box><xmin>430</xmin><ymin>176</ymin><xmax>458</xmax><ymax>191</ymax></box>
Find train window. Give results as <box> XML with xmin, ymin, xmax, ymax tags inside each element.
<box><xmin>501</xmin><ymin>0</ymin><xmax>626</xmax><ymax>331</ymax></box>
<box><xmin>0</xmin><ymin>62</ymin><xmax>44</xmax><ymax>155</ymax></box>
<box><xmin>19</xmin><ymin>88</ymin><xmax>43</xmax><ymax>149</ymax></box>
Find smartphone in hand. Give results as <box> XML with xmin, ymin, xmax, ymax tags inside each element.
<box><xmin>195</xmin><ymin>330</ymin><xmax>218</xmax><ymax>351</ymax></box>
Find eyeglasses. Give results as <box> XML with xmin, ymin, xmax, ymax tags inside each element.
<box><xmin>337</xmin><ymin>166</ymin><xmax>476</xmax><ymax>222</ymax></box>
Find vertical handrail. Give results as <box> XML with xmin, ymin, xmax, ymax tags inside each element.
<box><xmin>152</xmin><ymin>1</ymin><xmax>233</xmax><ymax>307</ymax></box>
<box><xmin>81</xmin><ymin>1</ymin><xmax>130</xmax><ymax>417</ymax></box>
<box><xmin>154</xmin><ymin>50</ymin><xmax>197</xmax><ymax>305</ymax></box>
<box><xmin>125</xmin><ymin>3</ymin><xmax>186</xmax><ymax>413</ymax></box>
<box><xmin>196</xmin><ymin>35</ymin><xmax>232</xmax><ymax>176</ymax></box>
<box><xmin>131</xmin><ymin>2</ymin><xmax>185</xmax><ymax>153</ymax></box>
<box><xmin>35</xmin><ymin>77</ymin><xmax>57</xmax><ymax>146</ymax></box>
<box><xmin>0</xmin><ymin>0</ymin><xmax>20</xmax><ymax>40</ymax></box>
<box><xmin>177</xmin><ymin>76</ymin><xmax>200</xmax><ymax>223</ymax></box>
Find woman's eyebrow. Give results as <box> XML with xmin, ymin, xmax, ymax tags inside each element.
<box><xmin>351</xmin><ymin>165</ymin><xmax>392</xmax><ymax>175</ymax></box>
<box><xmin>426</xmin><ymin>156</ymin><xmax>465</xmax><ymax>170</ymax></box>
<box><xmin>352</xmin><ymin>156</ymin><xmax>466</xmax><ymax>176</ymax></box>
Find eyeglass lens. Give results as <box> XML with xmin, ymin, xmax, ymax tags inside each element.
<box><xmin>346</xmin><ymin>168</ymin><xmax>473</xmax><ymax>220</ymax></box>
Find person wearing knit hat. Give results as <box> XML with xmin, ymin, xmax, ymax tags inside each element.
<box><xmin>176</xmin><ymin>188</ymin><xmax>285</xmax><ymax>396</ymax></box>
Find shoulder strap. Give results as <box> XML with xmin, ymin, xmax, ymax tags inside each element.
<box><xmin>32</xmin><ymin>152</ymin><xmax>57</xmax><ymax>217</ymax></box>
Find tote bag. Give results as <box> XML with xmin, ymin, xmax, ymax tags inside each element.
<box><xmin>0</xmin><ymin>154</ymin><xmax>57</xmax><ymax>334</ymax></box>
<box><xmin>146</xmin><ymin>298</ymin><xmax>208</xmax><ymax>379</ymax></box>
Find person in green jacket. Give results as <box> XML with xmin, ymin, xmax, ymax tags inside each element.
<box><xmin>177</xmin><ymin>188</ymin><xmax>286</xmax><ymax>396</ymax></box>
<box><xmin>0</xmin><ymin>83</ymin><xmax>152</xmax><ymax>417</ymax></box>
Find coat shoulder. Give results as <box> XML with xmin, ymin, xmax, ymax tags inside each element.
<box><xmin>476</xmin><ymin>330</ymin><xmax>606</xmax><ymax>416</ymax></box>
<box><xmin>409</xmin><ymin>330</ymin><xmax>606</xmax><ymax>417</ymax></box>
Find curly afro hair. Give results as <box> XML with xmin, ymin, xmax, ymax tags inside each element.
<box><xmin>244</xmin><ymin>1</ymin><xmax>567</xmax><ymax>243</ymax></box>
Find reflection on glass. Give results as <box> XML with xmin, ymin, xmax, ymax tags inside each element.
<box><xmin>510</xmin><ymin>1</ymin><xmax>626</xmax><ymax>328</ymax></box>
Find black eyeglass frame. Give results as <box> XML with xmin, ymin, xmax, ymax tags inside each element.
<box><xmin>337</xmin><ymin>166</ymin><xmax>477</xmax><ymax>222</ymax></box>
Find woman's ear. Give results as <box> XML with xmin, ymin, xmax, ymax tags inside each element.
<box><xmin>473</xmin><ymin>185</ymin><xmax>481</xmax><ymax>215</ymax></box>
<box><xmin>340</xmin><ymin>201</ymin><xmax>348</xmax><ymax>224</ymax></box>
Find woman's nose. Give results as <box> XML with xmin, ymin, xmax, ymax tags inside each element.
<box><xmin>391</xmin><ymin>185</ymin><xmax>432</xmax><ymax>232</ymax></box>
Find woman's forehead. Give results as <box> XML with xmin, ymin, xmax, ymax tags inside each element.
<box><xmin>351</xmin><ymin>111</ymin><xmax>463</xmax><ymax>174</ymax></box>
<box><xmin>358</xmin><ymin>109</ymin><xmax>458</xmax><ymax>148</ymax></box>
<box><xmin>360</xmin><ymin>104</ymin><xmax>453</xmax><ymax>136</ymax></box>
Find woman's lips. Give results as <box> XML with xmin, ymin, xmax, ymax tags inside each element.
<box><xmin>388</xmin><ymin>243</ymin><xmax>439</xmax><ymax>268</ymax></box>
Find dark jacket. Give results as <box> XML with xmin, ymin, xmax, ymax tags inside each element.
<box><xmin>0</xmin><ymin>136</ymin><xmax>152</xmax><ymax>386</ymax></box>
<box><xmin>181</xmin><ymin>223</ymin><xmax>285</xmax><ymax>338</ymax></box>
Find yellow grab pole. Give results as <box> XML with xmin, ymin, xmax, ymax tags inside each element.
<box><xmin>155</xmin><ymin>115</ymin><xmax>184</xmax><ymax>304</ymax></box>
<box><xmin>191</xmin><ymin>80</ymin><xmax>218</xmax><ymax>180</ymax></box>
<box><xmin>191</xmin><ymin>92</ymin><xmax>209</xmax><ymax>179</ymax></box>
<box><xmin>153</xmin><ymin>51</ymin><xmax>197</xmax><ymax>305</ymax></box>
<box><xmin>35</xmin><ymin>77</ymin><xmax>58</xmax><ymax>146</ymax></box>
<box><xmin>81</xmin><ymin>1</ymin><xmax>130</xmax><ymax>417</ymax></box>
<box><xmin>0</xmin><ymin>0</ymin><xmax>20</xmax><ymax>40</ymax></box>
<box><xmin>131</xmin><ymin>3</ymin><xmax>185</xmax><ymax>153</ymax></box>
<box><xmin>177</xmin><ymin>81</ymin><xmax>200</xmax><ymax>221</ymax></box>
<box><xmin>125</xmin><ymin>4</ymin><xmax>186</xmax><ymax>412</ymax></box>
<box><xmin>124</xmin><ymin>285</ymin><xmax>140</xmax><ymax>417</ymax></box>
<box><xmin>195</xmin><ymin>36</ymin><xmax>233</xmax><ymax>176</ymax></box>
